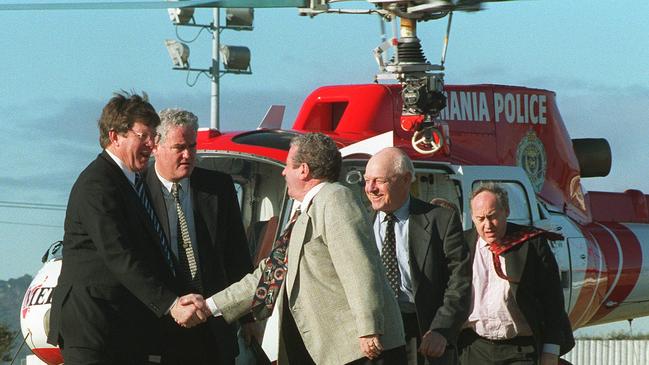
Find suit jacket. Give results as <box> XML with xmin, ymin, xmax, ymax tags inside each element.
<box><xmin>464</xmin><ymin>223</ymin><xmax>575</xmax><ymax>356</ymax></box>
<box><xmin>47</xmin><ymin>151</ymin><xmax>177</xmax><ymax>360</ymax></box>
<box><xmin>145</xmin><ymin>166</ymin><xmax>253</xmax><ymax>361</ymax></box>
<box><xmin>405</xmin><ymin>198</ymin><xmax>472</xmax><ymax>344</ymax></box>
<box><xmin>212</xmin><ymin>182</ymin><xmax>406</xmax><ymax>364</ymax></box>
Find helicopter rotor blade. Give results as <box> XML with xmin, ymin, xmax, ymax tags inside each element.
<box><xmin>0</xmin><ymin>0</ymin><xmax>308</xmax><ymax>11</ymax></box>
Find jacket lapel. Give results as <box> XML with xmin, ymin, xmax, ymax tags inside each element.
<box><xmin>145</xmin><ymin>169</ymin><xmax>171</xmax><ymax>244</ymax></box>
<box><xmin>408</xmin><ymin>199</ymin><xmax>432</xmax><ymax>287</ymax></box>
<box><xmin>191</xmin><ymin>180</ymin><xmax>219</xmax><ymax>272</ymax></box>
<box><xmin>501</xmin><ymin>223</ymin><xmax>527</xmax><ymax>290</ymax></box>
<box><xmin>100</xmin><ymin>152</ymin><xmax>159</xmax><ymax>244</ymax></box>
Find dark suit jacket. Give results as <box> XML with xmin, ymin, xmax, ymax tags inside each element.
<box><xmin>407</xmin><ymin>198</ymin><xmax>472</xmax><ymax>345</ymax></box>
<box><xmin>47</xmin><ymin>151</ymin><xmax>178</xmax><ymax>361</ymax></box>
<box><xmin>464</xmin><ymin>223</ymin><xmax>575</xmax><ymax>356</ymax></box>
<box><xmin>145</xmin><ymin>166</ymin><xmax>253</xmax><ymax>362</ymax></box>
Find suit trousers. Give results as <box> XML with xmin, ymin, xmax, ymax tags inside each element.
<box><xmin>457</xmin><ymin>329</ymin><xmax>536</xmax><ymax>365</ymax></box>
<box><xmin>402</xmin><ymin>312</ymin><xmax>457</xmax><ymax>365</ymax></box>
<box><xmin>158</xmin><ymin>317</ymin><xmax>232</xmax><ymax>365</ymax></box>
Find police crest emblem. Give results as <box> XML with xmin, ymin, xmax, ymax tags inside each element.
<box><xmin>516</xmin><ymin>130</ymin><xmax>547</xmax><ymax>193</ymax></box>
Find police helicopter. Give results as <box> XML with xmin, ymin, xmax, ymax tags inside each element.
<box><xmin>8</xmin><ymin>1</ymin><xmax>649</xmax><ymax>364</ymax></box>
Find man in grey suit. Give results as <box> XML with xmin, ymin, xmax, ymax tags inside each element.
<box><xmin>186</xmin><ymin>133</ymin><xmax>406</xmax><ymax>364</ymax></box>
<box><xmin>364</xmin><ymin>147</ymin><xmax>472</xmax><ymax>365</ymax></box>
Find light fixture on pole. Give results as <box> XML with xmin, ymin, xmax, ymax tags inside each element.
<box><xmin>167</xmin><ymin>0</ymin><xmax>194</xmax><ymax>24</ymax></box>
<box><xmin>220</xmin><ymin>45</ymin><xmax>251</xmax><ymax>73</ymax></box>
<box><xmin>225</xmin><ymin>8</ymin><xmax>254</xmax><ymax>29</ymax></box>
<box><xmin>164</xmin><ymin>39</ymin><xmax>190</xmax><ymax>69</ymax></box>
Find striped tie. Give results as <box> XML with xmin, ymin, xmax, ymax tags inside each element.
<box><xmin>134</xmin><ymin>173</ymin><xmax>175</xmax><ymax>274</ymax></box>
<box><xmin>171</xmin><ymin>183</ymin><xmax>203</xmax><ymax>293</ymax></box>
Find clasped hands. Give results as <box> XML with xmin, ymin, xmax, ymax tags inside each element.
<box><xmin>170</xmin><ymin>293</ymin><xmax>212</xmax><ymax>328</ymax></box>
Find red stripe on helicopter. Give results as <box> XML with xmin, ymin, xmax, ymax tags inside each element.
<box><xmin>32</xmin><ymin>347</ymin><xmax>63</xmax><ymax>365</ymax></box>
<box><xmin>568</xmin><ymin>235</ymin><xmax>607</xmax><ymax>328</ymax></box>
<box><xmin>589</xmin><ymin>222</ymin><xmax>642</xmax><ymax>322</ymax></box>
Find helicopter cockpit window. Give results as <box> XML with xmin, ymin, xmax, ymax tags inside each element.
<box><xmin>197</xmin><ymin>154</ymin><xmax>286</xmax><ymax>260</ymax></box>
<box><xmin>340</xmin><ymin>160</ymin><xmax>462</xmax><ymax>219</ymax></box>
<box><xmin>470</xmin><ymin>181</ymin><xmax>531</xmax><ymax>225</ymax></box>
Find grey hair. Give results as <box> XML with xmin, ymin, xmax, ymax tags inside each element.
<box><xmin>391</xmin><ymin>148</ymin><xmax>416</xmax><ymax>183</ymax></box>
<box><xmin>290</xmin><ymin>133</ymin><xmax>342</xmax><ymax>182</ymax></box>
<box><xmin>157</xmin><ymin>108</ymin><xmax>199</xmax><ymax>144</ymax></box>
<box><xmin>470</xmin><ymin>182</ymin><xmax>509</xmax><ymax>212</ymax></box>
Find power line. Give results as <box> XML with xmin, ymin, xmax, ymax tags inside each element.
<box><xmin>0</xmin><ymin>220</ymin><xmax>62</xmax><ymax>228</ymax></box>
<box><xmin>0</xmin><ymin>200</ymin><xmax>66</xmax><ymax>212</ymax></box>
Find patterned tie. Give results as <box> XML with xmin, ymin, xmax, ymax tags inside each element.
<box><xmin>171</xmin><ymin>183</ymin><xmax>203</xmax><ymax>293</ymax></box>
<box><xmin>251</xmin><ymin>209</ymin><xmax>301</xmax><ymax>320</ymax></box>
<box><xmin>134</xmin><ymin>173</ymin><xmax>175</xmax><ymax>274</ymax></box>
<box><xmin>381</xmin><ymin>213</ymin><xmax>400</xmax><ymax>297</ymax></box>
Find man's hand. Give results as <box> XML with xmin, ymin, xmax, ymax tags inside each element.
<box><xmin>359</xmin><ymin>335</ymin><xmax>383</xmax><ymax>360</ymax></box>
<box><xmin>241</xmin><ymin>322</ymin><xmax>264</xmax><ymax>346</ymax></box>
<box><xmin>171</xmin><ymin>294</ymin><xmax>209</xmax><ymax>328</ymax></box>
<box><xmin>418</xmin><ymin>330</ymin><xmax>447</xmax><ymax>358</ymax></box>
<box><xmin>540</xmin><ymin>352</ymin><xmax>559</xmax><ymax>365</ymax></box>
<box><xmin>179</xmin><ymin>293</ymin><xmax>213</xmax><ymax>317</ymax></box>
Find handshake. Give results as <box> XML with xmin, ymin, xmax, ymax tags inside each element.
<box><xmin>169</xmin><ymin>293</ymin><xmax>212</xmax><ymax>328</ymax></box>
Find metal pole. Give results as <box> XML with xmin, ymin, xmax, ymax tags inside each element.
<box><xmin>210</xmin><ymin>8</ymin><xmax>220</xmax><ymax>129</ymax></box>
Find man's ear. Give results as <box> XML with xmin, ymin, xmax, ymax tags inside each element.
<box><xmin>299</xmin><ymin>162</ymin><xmax>310</xmax><ymax>180</ymax></box>
<box><xmin>108</xmin><ymin>130</ymin><xmax>120</xmax><ymax>147</ymax></box>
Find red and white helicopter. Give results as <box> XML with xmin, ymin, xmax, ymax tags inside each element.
<box><xmin>11</xmin><ymin>0</ymin><xmax>649</xmax><ymax>364</ymax></box>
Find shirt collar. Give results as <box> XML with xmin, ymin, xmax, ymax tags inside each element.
<box><xmin>155</xmin><ymin>165</ymin><xmax>190</xmax><ymax>195</ymax></box>
<box><xmin>478</xmin><ymin>235</ymin><xmax>490</xmax><ymax>248</ymax></box>
<box><xmin>298</xmin><ymin>182</ymin><xmax>326</xmax><ymax>212</ymax></box>
<box><xmin>105</xmin><ymin>149</ymin><xmax>136</xmax><ymax>185</ymax></box>
<box><xmin>378</xmin><ymin>196</ymin><xmax>410</xmax><ymax>223</ymax></box>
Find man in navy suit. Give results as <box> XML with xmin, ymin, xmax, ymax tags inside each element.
<box><xmin>48</xmin><ymin>93</ymin><xmax>206</xmax><ymax>365</ymax></box>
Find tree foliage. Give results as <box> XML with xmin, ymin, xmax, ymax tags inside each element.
<box><xmin>577</xmin><ymin>330</ymin><xmax>649</xmax><ymax>340</ymax></box>
<box><xmin>0</xmin><ymin>322</ymin><xmax>16</xmax><ymax>362</ymax></box>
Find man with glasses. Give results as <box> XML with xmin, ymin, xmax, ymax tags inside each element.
<box><xmin>144</xmin><ymin>108</ymin><xmax>254</xmax><ymax>365</ymax></box>
<box><xmin>48</xmin><ymin>92</ymin><xmax>208</xmax><ymax>364</ymax></box>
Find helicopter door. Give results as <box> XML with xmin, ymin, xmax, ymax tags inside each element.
<box><xmin>196</xmin><ymin>154</ymin><xmax>287</xmax><ymax>262</ymax></box>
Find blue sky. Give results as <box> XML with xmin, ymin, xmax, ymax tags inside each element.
<box><xmin>1</xmin><ymin>1</ymin><xmax>648</xmax><ymax>336</ymax></box>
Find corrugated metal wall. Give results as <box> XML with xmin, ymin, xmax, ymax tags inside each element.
<box><xmin>563</xmin><ymin>340</ymin><xmax>649</xmax><ymax>364</ymax></box>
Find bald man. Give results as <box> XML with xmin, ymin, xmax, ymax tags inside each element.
<box><xmin>364</xmin><ymin>147</ymin><xmax>472</xmax><ymax>365</ymax></box>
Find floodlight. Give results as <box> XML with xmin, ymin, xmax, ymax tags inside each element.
<box><xmin>165</xmin><ymin>39</ymin><xmax>190</xmax><ymax>68</ymax></box>
<box><xmin>220</xmin><ymin>45</ymin><xmax>251</xmax><ymax>72</ymax></box>
<box><xmin>225</xmin><ymin>8</ymin><xmax>254</xmax><ymax>29</ymax></box>
<box><xmin>167</xmin><ymin>0</ymin><xmax>194</xmax><ymax>24</ymax></box>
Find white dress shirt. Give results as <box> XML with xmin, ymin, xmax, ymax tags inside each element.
<box><xmin>467</xmin><ymin>236</ymin><xmax>560</xmax><ymax>355</ymax></box>
<box><xmin>154</xmin><ymin>169</ymin><xmax>200</xmax><ymax>272</ymax></box>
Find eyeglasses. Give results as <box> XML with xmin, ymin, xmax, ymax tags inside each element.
<box><xmin>127</xmin><ymin>129</ymin><xmax>160</xmax><ymax>143</ymax></box>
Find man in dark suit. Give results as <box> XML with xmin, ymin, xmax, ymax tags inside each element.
<box><xmin>145</xmin><ymin>108</ymin><xmax>254</xmax><ymax>365</ymax></box>
<box><xmin>48</xmin><ymin>92</ymin><xmax>207</xmax><ymax>365</ymax></box>
<box><xmin>364</xmin><ymin>147</ymin><xmax>472</xmax><ymax>365</ymax></box>
<box><xmin>459</xmin><ymin>182</ymin><xmax>574</xmax><ymax>365</ymax></box>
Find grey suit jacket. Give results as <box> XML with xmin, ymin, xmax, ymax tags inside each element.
<box><xmin>212</xmin><ymin>182</ymin><xmax>405</xmax><ymax>364</ymax></box>
<box><xmin>407</xmin><ymin>198</ymin><xmax>471</xmax><ymax>343</ymax></box>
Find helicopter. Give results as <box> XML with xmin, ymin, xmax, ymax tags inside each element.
<box><xmin>8</xmin><ymin>1</ymin><xmax>649</xmax><ymax>364</ymax></box>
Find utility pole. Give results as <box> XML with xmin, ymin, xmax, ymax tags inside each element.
<box><xmin>211</xmin><ymin>8</ymin><xmax>220</xmax><ymax>129</ymax></box>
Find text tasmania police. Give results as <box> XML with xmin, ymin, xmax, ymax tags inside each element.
<box><xmin>439</xmin><ymin>91</ymin><xmax>549</xmax><ymax>124</ymax></box>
